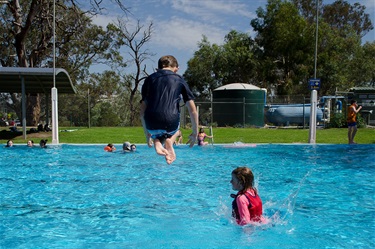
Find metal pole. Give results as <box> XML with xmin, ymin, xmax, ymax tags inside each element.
<box><xmin>197</xmin><ymin>105</ymin><xmax>199</xmax><ymax>126</ymax></box>
<box><xmin>314</xmin><ymin>0</ymin><xmax>319</xmax><ymax>79</ymax></box>
<box><xmin>210</xmin><ymin>90</ymin><xmax>213</xmax><ymax>126</ymax></box>
<box><xmin>303</xmin><ymin>97</ymin><xmax>306</xmax><ymax>129</ymax></box>
<box><xmin>243</xmin><ymin>97</ymin><xmax>245</xmax><ymax>128</ymax></box>
<box><xmin>51</xmin><ymin>0</ymin><xmax>59</xmax><ymax>144</ymax></box>
<box><xmin>308</xmin><ymin>90</ymin><xmax>317</xmax><ymax>143</ymax></box>
<box><xmin>21</xmin><ymin>76</ymin><xmax>26</xmax><ymax>139</ymax></box>
<box><xmin>308</xmin><ymin>0</ymin><xmax>319</xmax><ymax>144</ymax></box>
<box><xmin>88</xmin><ymin>88</ymin><xmax>90</xmax><ymax>128</ymax></box>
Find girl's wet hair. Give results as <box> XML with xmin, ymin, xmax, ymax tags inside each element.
<box><xmin>232</xmin><ymin>167</ymin><xmax>257</xmax><ymax>194</ymax></box>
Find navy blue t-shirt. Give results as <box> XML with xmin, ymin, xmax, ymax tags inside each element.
<box><xmin>141</xmin><ymin>70</ymin><xmax>195</xmax><ymax>132</ymax></box>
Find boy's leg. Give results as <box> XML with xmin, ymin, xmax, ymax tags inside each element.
<box><xmin>164</xmin><ymin>132</ymin><xmax>180</xmax><ymax>164</ymax></box>
<box><xmin>164</xmin><ymin>137</ymin><xmax>176</xmax><ymax>164</ymax></box>
<box><xmin>351</xmin><ymin>126</ymin><xmax>358</xmax><ymax>144</ymax></box>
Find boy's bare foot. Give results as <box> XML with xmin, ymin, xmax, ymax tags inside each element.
<box><xmin>164</xmin><ymin>138</ymin><xmax>176</xmax><ymax>164</ymax></box>
<box><xmin>154</xmin><ymin>139</ymin><xmax>168</xmax><ymax>156</ymax></box>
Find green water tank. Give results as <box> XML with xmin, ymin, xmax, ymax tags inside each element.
<box><xmin>212</xmin><ymin>83</ymin><xmax>266</xmax><ymax>127</ymax></box>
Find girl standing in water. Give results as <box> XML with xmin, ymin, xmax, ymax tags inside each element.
<box><xmin>231</xmin><ymin>166</ymin><xmax>264</xmax><ymax>225</ymax></box>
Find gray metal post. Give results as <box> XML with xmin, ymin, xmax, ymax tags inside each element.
<box><xmin>243</xmin><ymin>97</ymin><xmax>245</xmax><ymax>127</ymax></box>
<box><xmin>21</xmin><ymin>76</ymin><xmax>26</xmax><ymax>139</ymax></box>
<box><xmin>308</xmin><ymin>90</ymin><xmax>317</xmax><ymax>143</ymax></box>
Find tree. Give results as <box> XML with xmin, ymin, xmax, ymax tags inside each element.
<box><xmin>251</xmin><ymin>0</ymin><xmax>313</xmax><ymax>95</ymax></box>
<box><xmin>218</xmin><ymin>30</ymin><xmax>258</xmax><ymax>85</ymax></box>
<box><xmin>184</xmin><ymin>36</ymin><xmax>221</xmax><ymax>100</ymax></box>
<box><xmin>347</xmin><ymin>41</ymin><xmax>375</xmax><ymax>87</ymax></box>
<box><xmin>109</xmin><ymin>19</ymin><xmax>154</xmax><ymax>126</ymax></box>
<box><xmin>184</xmin><ymin>32</ymin><xmax>258</xmax><ymax>100</ymax></box>
<box><xmin>322</xmin><ymin>0</ymin><xmax>373</xmax><ymax>38</ymax></box>
<box><xmin>0</xmin><ymin>0</ymin><xmax>126</xmax><ymax>125</ymax></box>
<box><xmin>250</xmin><ymin>0</ymin><xmax>373</xmax><ymax>96</ymax></box>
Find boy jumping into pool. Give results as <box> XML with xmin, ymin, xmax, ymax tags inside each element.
<box><xmin>140</xmin><ymin>55</ymin><xmax>198</xmax><ymax>164</ymax></box>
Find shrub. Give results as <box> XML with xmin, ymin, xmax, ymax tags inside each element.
<box><xmin>327</xmin><ymin>113</ymin><xmax>346</xmax><ymax>128</ymax></box>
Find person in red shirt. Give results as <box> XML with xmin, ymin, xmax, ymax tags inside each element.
<box><xmin>231</xmin><ymin>166</ymin><xmax>264</xmax><ymax>226</ymax></box>
<box><xmin>104</xmin><ymin>143</ymin><xmax>116</xmax><ymax>152</ymax></box>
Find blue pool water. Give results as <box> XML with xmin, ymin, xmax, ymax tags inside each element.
<box><xmin>1</xmin><ymin>144</ymin><xmax>374</xmax><ymax>248</ymax></box>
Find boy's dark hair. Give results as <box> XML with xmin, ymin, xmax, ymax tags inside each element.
<box><xmin>158</xmin><ymin>55</ymin><xmax>178</xmax><ymax>69</ymax></box>
<box><xmin>350</xmin><ymin>100</ymin><xmax>357</xmax><ymax>105</ymax></box>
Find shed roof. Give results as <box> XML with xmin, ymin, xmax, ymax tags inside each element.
<box><xmin>214</xmin><ymin>83</ymin><xmax>261</xmax><ymax>91</ymax></box>
<box><xmin>0</xmin><ymin>67</ymin><xmax>76</xmax><ymax>94</ymax></box>
<box><xmin>349</xmin><ymin>87</ymin><xmax>375</xmax><ymax>93</ymax></box>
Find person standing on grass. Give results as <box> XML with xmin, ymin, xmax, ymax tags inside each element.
<box><xmin>140</xmin><ymin>55</ymin><xmax>198</xmax><ymax>164</ymax></box>
<box><xmin>347</xmin><ymin>100</ymin><xmax>362</xmax><ymax>144</ymax></box>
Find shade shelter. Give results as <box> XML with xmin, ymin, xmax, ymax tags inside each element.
<box><xmin>0</xmin><ymin>67</ymin><xmax>76</xmax><ymax>143</ymax></box>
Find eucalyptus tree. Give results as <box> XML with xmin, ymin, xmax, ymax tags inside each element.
<box><xmin>251</xmin><ymin>0</ymin><xmax>373</xmax><ymax>96</ymax></box>
<box><xmin>322</xmin><ymin>0</ymin><xmax>373</xmax><ymax>38</ymax></box>
<box><xmin>347</xmin><ymin>41</ymin><xmax>375</xmax><ymax>87</ymax></box>
<box><xmin>291</xmin><ymin>0</ymin><xmax>373</xmax><ymax>93</ymax></box>
<box><xmin>251</xmin><ymin>0</ymin><xmax>313</xmax><ymax>96</ymax></box>
<box><xmin>0</xmin><ymin>0</ymin><xmax>125</xmax><ymax>125</ymax></box>
<box><xmin>292</xmin><ymin>0</ymin><xmax>373</xmax><ymax>37</ymax></box>
<box><xmin>108</xmin><ymin>19</ymin><xmax>154</xmax><ymax>126</ymax></box>
<box><xmin>184</xmin><ymin>32</ymin><xmax>258</xmax><ymax>101</ymax></box>
<box><xmin>184</xmin><ymin>36</ymin><xmax>221</xmax><ymax>100</ymax></box>
<box><xmin>218</xmin><ymin>30</ymin><xmax>258</xmax><ymax>85</ymax></box>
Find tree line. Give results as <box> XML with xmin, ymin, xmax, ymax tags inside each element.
<box><xmin>0</xmin><ymin>0</ymin><xmax>374</xmax><ymax>127</ymax></box>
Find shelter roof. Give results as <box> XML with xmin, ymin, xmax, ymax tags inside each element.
<box><xmin>214</xmin><ymin>83</ymin><xmax>261</xmax><ymax>91</ymax></box>
<box><xmin>0</xmin><ymin>67</ymin><xmax>76</xmax><ymax>94</ymax></box>
<box><xmin>349</xmin><ymin>87</ymin><xmax>375</xmax><ymax>93</ymax></box>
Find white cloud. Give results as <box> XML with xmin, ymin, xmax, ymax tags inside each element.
<box><xmin>90</xmin><ymin>14</ymin><xmax>115</xmax><ymax>28</ymax></box>
<box><xmin>170</xmin><ymin>0</ymin><xmax>255</xmax><ymax>24</ymax></box>
<box><xmin>152</xmin><ymin>16</ymin><xmax>225</xmax><ymax>52</ymax></box>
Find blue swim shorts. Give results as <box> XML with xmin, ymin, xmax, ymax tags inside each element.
<box><xmin>148</xmin><ymin>126</ymin><xmax>179</xmax><ymax>140</ymax></box>
<box><xmin>347</xmin><ymin>122</ymin><xmax>357</xmax><ymax>127</ymax></box>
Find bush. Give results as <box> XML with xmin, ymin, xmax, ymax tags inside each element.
<box><xmin>327</xmin><ymin>113</ymin><xmax>346</xmax><ymax>128</ymax></box>
<box><xmin>327</xmin><ymin>112</ymin><xmax>367</xmax><ymax>128</ymax></box>
<box><xmin>356</xmin><ymin>114</ymin><xmax>366</xmax><ymax>128</ymax></box>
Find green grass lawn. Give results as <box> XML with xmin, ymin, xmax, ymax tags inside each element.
<box><xmin>2</xmin><ymin>126</ymin><xmax>374</xmax><ymax>144</ymax></box>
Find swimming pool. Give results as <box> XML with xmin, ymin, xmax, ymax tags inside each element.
<box><xmin>1</xmin><ymin>144</ymin><xmax>374</xmax><ymax>248</ymax></box>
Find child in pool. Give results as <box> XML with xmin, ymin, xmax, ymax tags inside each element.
<box><xmin>5</xmin><ymin>140</ymin><xmax>13</xmax><ymax>147</ymax></box>
<box><xmin>197</xmin><ymin>128</ymin><xmax>213</xmax><ymax>146</ymax></box>
<box><xmin>104</xmin><ymin>143</ymin><xmax>116</xmax><ymax>152</ymax></box>
<box><xmin>230</xmin><ymin>166</ymin><xmax>264</xmax><ymax>225</ymax></box>
<box><xmin>39</xmin><ymin>139</ymin><xmax>48</xmax><ymax>148</ymax></box>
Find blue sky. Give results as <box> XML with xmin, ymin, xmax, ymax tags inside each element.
<box><xmin>87</xmin><ymin>0</ymin><xmax>375</xmax><ymax>75</ymax></box>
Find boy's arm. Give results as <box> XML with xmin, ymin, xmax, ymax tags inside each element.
<box><xmin>140</xmin><ymin>101</ymin><xmax>152</xmax><ymax>147</ymax></box>
<box><xmin>185</xmin><ymin>100</ymin><xmax>198</xmax><ymax>147</ymax></box>
<box><xmin>354</xmin><ymin>105</ymin><xmax>362</xmax><ymax>113</ymax></box>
